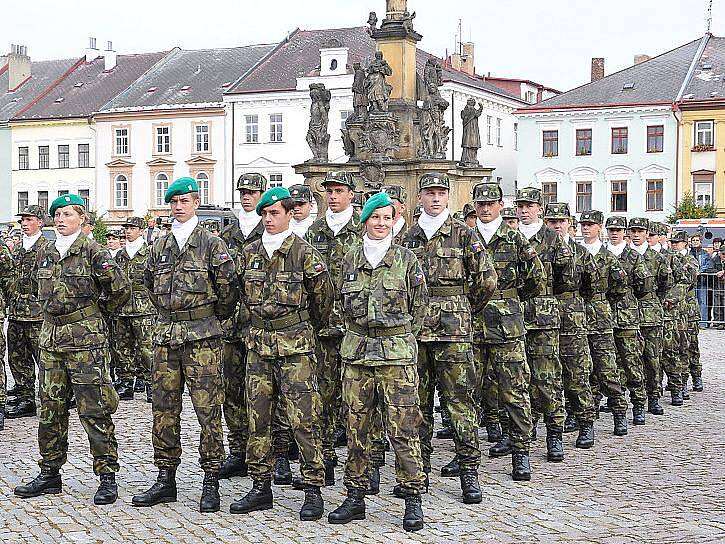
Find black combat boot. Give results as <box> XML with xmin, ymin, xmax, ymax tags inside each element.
<box><xmin>15</xmin><ymin>469</ymin><xmax>62</xmax><ymax>498</ymax></box>
<box><xmin>145</xmin><ymin>383</ymin><xmax>152</xmax><ymax>404</ymax></box>
<box><xmin>692</xmin><ymin>376</ymin><xmax>703</xmax><ymax>392</ymax></box>
<box><xmin>486</xmin><ymin>422</ymin><xmax>502</xmax><ymax>443</ymax></box>
<box><xmin>94</xmin><ymin>473</ymin><xmax>118</xmax><ymax>505</ymax></box>
<box><xmin>230</xmin><ymin>480</ymin><xmax>273</xmax><ymax>514</ymax></box>
<box><xmin>647</xmin><ymin>397</ymin><xmax>664</xmax><ymax>415</ymax></box>
<box><xmin>563</xmin><ymin>414</ymin><xmax>578</xmax><ymax>433</ymax></box>
<box><xmin>575</xmin><ymin>422</ymin><xmax>594</xmax><ymax>449</ymax></box>
<box><xmin>613</xmin><ymin>414</ymin><xmax>628</xmax><ymax>436</ymax></box>
<box><xmin>511</xmin><ymin>452</ymin><xmax>531</xmax><ymax>481</ymax></box>
<box><xmin>134</xmin><ymin>378</ymin><xmax>146</xmax><ymax>393</ymax></box>
<box><xmin>199</xmin><ymin>472</ymin><xmax>220</xmax><ymax>513</ymax></box>
<box><xmin>393</xmin><ymin>473</ymin><xmax>428</xmax><ymax>499</ymax></box>
<box><xmin>403</xmin><ymin>495</ymin><xmax>424</xmax><ymax>532</ymax></box>
<box><xmin>632</xmin><ymin>405</ymin><xmax>646</xmax><ymax>425</ymax></box>
<box><xmin>117</xmin><ymin>381</ymin><xmax>134</xmax><ymax>401</ymax></box>
<box><xmin>291</xmin><ymin>476</ymin><xmax>305</xmax><ymax>490</ymax></box>
<box><xmin>459</xmin><ymin>469</ymin><xmax>482</xmax><ymax>504</ymax></box>
<box><xmin>288</xmin><ymin>440</ymin><xmax>300</xmax><ymax>462</ymax></box>
<box><xmin>546</xmin><ymin>430</ymin><xmax>564</xmax><ymax>463</ymax></box>
<box><xmin>6</xmin><ymin>399</ymin><xmax>36</xmax><ymax>419</ymax></box>
<box><xmin>671</xmin><ymin>389</ymin><xmax>684</xmax><ymax>406</ymax></box>
<box><xmin>328</xmin><ymin>488</ymin><xmax>366</xmax><ymax>524</ymax></box>
<box><xmin>436</xmin><ymin>426</ymin><xmax>454</xmax><ymax>439</ymax></box>
<box><xmin>131</xmin><ymin>468</ymin><xmax>177</xmax><ymax>507</ymax></box>
<box><xmin>219</xmin><ymin>454</ymin><xmax>247</xmax><ymax>479</ymax></box>
<box><xmin>488</xmin><ymin>435</ymin><xmax>512</xmax><ymax>458</ymax></box>
<box><xmin>440</xmin><ymin>456</ymin><xmax>460</xmax><ymax>477</ymax></box>
<box><xmin>300</xmin><ymin>486</ymin><xmax>324</xmax><ymax>521</ymax></box>
<box><xmin>273</xmin><ymin>457</ymin><xmax>292</xmax><ymax>485</ymax></box>
<box><xmin>367</xmin><ymin>466</ymin><xmax>380</xmax><ymax>495</ymax></box>
<box><xmin>324</xmin><ymin>460</ymin><xmax>336</xmax><ymax>486</ymax></box>
<box><xmin>334</xmin><ymin>427</ymin><xmax>347</xmax><ymax>448</ymax></box>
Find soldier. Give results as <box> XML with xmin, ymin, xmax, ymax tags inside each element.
<box><xmin>132</xmin><ymin>178</ymin><xmax>239</xmax><ymax>513</ymax></box>
<box><xmin>515</xmin><ymin>188</ymin><xmax>572</xmax><ymax>462</ymax></box>
<box><xmin>218</xmin><ymin>173</ymin><xmax>266</xmax><ymax>481</ymax></box>
<box><xmin>14</xmin><ymin>194</ymin><xmax>130</xmax><ymax>504</ymax></box>
<box><xmin>605</xmin><ymin>216</ymin><xmax>650</xmax><ymax>424</ymax></box>
<box><xmin>502</xmin><ymin>206</ymin><xmax>519</xmax><ymax>230</ymax></box>
<box><xmin>352</xmin><ymin>191</ymin><xmax>366</xmax><ymax>215</ymax></box>
<box><xmin>81</xmin><ymin>211</ymin><xmax>96</xmax><ymax>238</ymax></box>
<box><xmin>229</xmin><ymin>187</ymin><xmax>332</xmax><ymax>521</ymax></box>
<box><xmin>114</xmin><ymin>217</ymin><xmax>155</xmax><ymax>403</ymax></box>
<box><xmin>462</xmin><ymin>203</ymin><xmax>477</xmax><ymax>229</ymax></box>
<box><xmin>412</xmin><ymin>205</ymin><xmax>422</xmax><ymax>225</ymax></box>
<box><xmin>5</xmin><ymin>206</ymin><xmax>49</xmax><ymax>421</ymax></box>
<box><xmin>381</xmin><ymin>184</ymin><xmax>409</xmax><ymax>243</ymax></box>
<box><xmin>473</xmin><ymin>183</ymin><xmax>543</xmax><ymax>479</ymax></box>
<box><xmin>579</xmin><ymin>211</ymin><xmax>628</xmax><ymax>436</ymax></box>
<box><xmin>327</xmin><ymin>192</ymin><xmax>426</xmax><ymax>531</ymax></box>
<box><xmin>401</xmin><ymin>173</ymin><xmax>496</xmax><ymax>501</ymax></box>
<box><xmin>106</xmin><ymin>230</ymin><xmax>121</xmax><ymax>256</ymax></box>
<box><xmin>201</xmin><ymin>219</ymin><xmax>221</xmax><ymax>236</ymax></box>
<box><xmin>0</xmin><ymin>236</ymin><xmax>12</xmax><ymax>431</ymax></box>
<box><xmin>290</xmin><ymin>184</ymin><xmax>315</xmax><ymax>237</ymax></box>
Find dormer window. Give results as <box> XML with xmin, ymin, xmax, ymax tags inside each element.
<box><xmin>319</xmin><ymin>38</ymin><xmax>348</xmax><ymax>77</ymax></box>
<box><xmin>330</xmin><ymin>59</ymin><xmax>338</xmax><ymax>71</ymax></box>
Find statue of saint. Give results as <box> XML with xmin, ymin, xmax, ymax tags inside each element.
<box><xmin>460</xmin><ymin>98</ymin><xmax>484</xmax><ymax>167</ymax></box>
<box><xmin>352</xmin><ymin>62</ymin><xmax>368</xmax><ymax>120</ymax></box>
<box><xmin>306</xmin><ymin>83</ymin><xmax>331</xmax><ymax>162</ymax></box>
<box><xmin>365</xmin><ymin>51</ymin><xmax>393</xmax><ymax>113</ymax></box>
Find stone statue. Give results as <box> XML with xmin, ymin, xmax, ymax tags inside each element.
<box><xmin>352</xmin><ymin>62</ymin><xmax>368</xmax><ymax>120</ymax></box>
<box><xmin>386</xmin><ymin>0</ymin><xmax>407</xmax><ymax>19</ymax></box>
<box><xmin>367</xmin><ymin>11</ymin><xmax>378</xmax><ymax>33</ymax></box>
<box><xmin>306</xmin><ymin>83</ymin><xmax>331</xmax><ymax>162</ymax></box>
<box><xmin>424</xmin><ymin>58</ymin><xmax>443</xmax><ymax>97</ymax></box>
<box><xmin>460</xmin><ymin>98</ymin><xmax>484</xmax><ymax>167</ymax></box>
<box><xmin>365</xmin><ymin>51</ymin><xmax>393</xmax><ymax>113</ymax></box>
<box><xmin>418</xmin><ymin>58</ymin><xmax>450</xmax><ymax>159</ymax></box>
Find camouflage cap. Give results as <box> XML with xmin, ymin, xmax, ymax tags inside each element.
<box><xmin>648</xmin><ymin>221</ymin><xmax>662</xmax><ymax>235</ymax></box>
<box><xmin>628</xmin><ymin>217</ymin><xmax>649</xmax><ymax>230</ymax></box>
<box><xmin>453</xmin><ymin>210</ymin><xmax>464</xmax><ymax>221</ymax></box>
<box><xmin>670</xmin><ymin>230</ymin><xmax>688</xmax><ymax>243</ymax></box>
<box><xmin>237</xmin><ymin>172</ymin><xmax>267</xmax><ymax>192</ymax></box>
<box><xmin>380</xmin><ymin>184</ymin><xmax>408</xmax><ymax>203</ymax></box>
<box><xmin>106</xmin><ymin>228</ymin><xmax>122</xmax><ymax>239</ymax></box>
<box><xmin>85</xmin><ymin>210</ymin><xmax>97</xmax><ymax>225</ymax></box>
<box><xmin>352</xmin><ymin>191</ymin><xmax>366</xmax><ymax>207</ymax></box>
<box><xmin>472</xmin><ymin>182</ymin><xmax>503</xmax><ymax>203</ymax></box>
<box><xmin>502</xmin><ymin>206</ymin><xmax>518</xmax><ymax>219</ymax></box>
<box><xmin>289</xmin><ymin>184</ymin><xmax>313</xmax><ymax>203</ymax></box>
<box><xmin>413</xmin><ymin>204</ymin><xmax>423</xmax><ymax>217</ymax></box>
<box><xmin>543</xmin><ymin>202</ymin><xmax>571</xmax><ymax>220</ymax></box>
<box><xmin>605</xmin><ymin>215</ymin><xmax>628</xmax><ymax>229</ymax></box>
<box><xmin>16</xmin><ymin>204</ymin><xmax>46</xmax><ymax>220</ymax></box>
<box><xmin>462</xmin><ymin>202</ymin><xmax>476</xmax><ymax>218</ymax></box>
<box><xmin>322</xmin><ymin>170</ymin><xmax>355</xmax><ymax>190</ymax></box>
<box><xmin>579</xmin><ymin>210</ymin><xmax>604</xmax><ymax>225</ymax></box>
<box><xmin>514</xmin><ymin>187</ymin><xmax>543</xmax><ymax>205</ymax></box>
<box><xmin>570</xmin><ymin>216</ymin><xmax>578</xmax><ymax>229</ymax></box>
<box><xmin>418</xmin><ymin>173</ymin><xmax>450</xmax><ymax>191</ymax></box>
<box><xmin>122</xmin><ymin>216</ymin><xmax>145</xmax><ymax>229</ymax></box>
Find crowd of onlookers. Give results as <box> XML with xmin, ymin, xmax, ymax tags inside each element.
<box><xmin>689</xmin><ymin>235</ymin><xmax>725</xmax><ymax>327</ymax></box>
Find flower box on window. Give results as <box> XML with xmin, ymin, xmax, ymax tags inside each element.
<box><xmin>692</xmin><ymin>144</ymin><xmax>715</xmax><ymax>152</ymax></box>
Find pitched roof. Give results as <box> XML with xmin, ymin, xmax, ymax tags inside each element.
<box><xmin>101</xmin><ymin>44</ymin><xmax>275</xmax><ymax>111</ymax></box>
<box><xmin>681</xmin><ymin>36</ymin><xmax>725</xmax><ymax>101</ymax></box>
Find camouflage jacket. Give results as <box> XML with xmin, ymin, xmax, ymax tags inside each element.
<box><xmin>610</xmin><ymin>245</ymin><xmax>653</xmax><ymax>330</ymax></box>
<box><xmin>522</xmin><ymin>223</ymin><xmax>574</xmax><ymax>330</ymax></box>
<box><xmin>637</xmin><ymin>246</ymin><xmax>673</xmax><ymax>327</ymax></box>
<box><xmin>0</xmin><ymin>240</ymin><xmax>13</xmax><ymax>321</ymax></box>
<box><xmin>556</xmin><ymin>239</ymin><xmax>596</xmax><ymax>335</ymax></box>
<box><xmin>402</xmin><ymin>215</ymin><xmax>497</xmax><ymax>343</ymax></box>
<box><xmin>672</xmin><ymin>251</ymin><xmax>700</xmax><ymax>324</ymax></box>
<box><xmin>392</xmin><ymin>220</ymin><xmax>409</xmax><ymax>245</ymax></box>
<box><xmin>221</xmin><ymin>220</ymin><xmax>264</xmax><ymax>342</ymax></box>
<box><xmin>339</xmin><ymin>243</ymin><xmax>428</xmax><ymax>366</ymax></box>
<box><xmin>239</xmin><ymin>233</ymin><xmax>333</xmax><ymax>357</ymax></box>
<box><xmin>306</xmin><ymin>212</ymin><xmax>364</xmax><ymax>337</ymax></box>
<box><xmin>7</xmin><ymin>236</ymin><xmax>51</xmax><ymax>321</ymax></box>
<box><xmin>583</xmin><ymin>245</ymin><xmax>627</xmax><ymax>334</ymax></box>
<box><xmin>115</xmin><ymin>243</ymin><xmax>155</xmax><ymax>317</ymax></box>
<box><xmin>476</xmin><ymin>221</ymin><xmax>544</xmax><ymax>343</ymax></box>
<box><xmin>37</xmin><ymin>234</ymin><xmax>131</xmax><ymax>351</ymax></box>
<box><xmin>144</xmin><ymin>224</ymin><xmax>239</xmax><ymax>347</ymax></box>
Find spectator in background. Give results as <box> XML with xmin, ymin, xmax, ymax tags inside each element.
<box><xmin>713</xmin><ymin>237</ymin><xmax>722</xmax><ymax>253</ymax></box>
<box><xmin>705</xmin><ymin>246</ymin><xmax>725</xmax><ymax>329</ymax></box>
<box><xmin>690</xmin><ymin>235</ymin><xmax>710</xmax><ymax>327</ymax></box>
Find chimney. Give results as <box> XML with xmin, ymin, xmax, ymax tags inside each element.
<box><xmin>591</xmin><ymin>58</ymin><xmax>605</xmax><ymax>82</ymax></box>
<box><xmin>103</xmin><ymin>41</ymin><xmax>117</xmax><ymax>71</ymax></box>
<box><xmin>8</xmin><ymin>44</ymin><xmax>31</xmax><ymax>91</ymax></box>
<box><xmin>634</xmin><ymin>54</ymin><xmax>650</xmax><ymax>65</ymax></box>
<box><xmin>461</xmin><ymin>41</ymin><xmax>475</xmax><ymax>75</ymax></box>
<box><xmin>450</xmin><ymin>52</ymin><xmax>462</xmax><ymax>71</ymax></box>
<box><xmin>85</xmin><ymin>37</ymin><xmax>100</xmax><ymax>63</ymax></box>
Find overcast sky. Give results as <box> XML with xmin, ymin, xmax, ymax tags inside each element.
<box><xmin>6</xmin><ymin>0</ymin><xmax>722</xmax><ymax>92</ymax></box>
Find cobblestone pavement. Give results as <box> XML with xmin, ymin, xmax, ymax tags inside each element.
<box><xmin>1</xmin><ymin>331</ymin><xmax>724</xmax><ymax>543</ymax></box>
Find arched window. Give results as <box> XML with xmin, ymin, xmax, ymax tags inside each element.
<box><xmin>155</xmin><ymin>173</ymin><xmax>169</xmax><ymax>207</ymax></box>
<box><xmin>115</xmin><ymin>174</ymin><xmax>128</xmax><ymax>208</ymax></box>
<box><xmin>196</xmin><ymin>172</ymin><xmax>210</xmax><ymax>205</ymax></box>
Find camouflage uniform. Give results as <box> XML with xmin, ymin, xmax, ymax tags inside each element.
<box><xmin>339</xmin><ymin>242</ymin><xmax>427</xmax><ymax>494</ymax></box>
<box><xmin>239</xmin><ymin>234</ymin><xmax>333</xmax><ymax>486</ymax></box>
<box><xmin>680</xmin><ymin>250</ymin><xmax>701</xmax><ymax>388</ymax></box>
<box><xmin>36</xmin><ymin>233</ymin><xmax>130</xmax><ymax>474</ymax></box>
<box><xmin>0</xmin><ymin>240</ymin><xmax>13</xmax><ymax>414</ymax></box>
<box><xmin>144</xmin><ymin>221</ymin><xmax>239</xmax><ymax>473</ymax></box>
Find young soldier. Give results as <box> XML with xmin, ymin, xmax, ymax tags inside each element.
<box><xmin>133</xmin><ymin>178</ymin><xmax>239</xmax><ymax>513</ymax></box>
<box><xmin>230</xmin><ymin>187</ymin><xmax>332</xmax><ymax>521</ymax></box>
<box><xmin>0</xmin><ymin>237</ymin><xmax>12</xmax><ymax>430</ymax></box>
<box><xmin>501</xmin><ymin>206</ymin><xmax>519</xmax><ymax>230</ymax></box>
<box><xmin>289</xmin><ymin>184</ymin><xmax>315</xmax><ymax>237</ymax></box>
<box><xmin>461</xmin><ymin>203</ymin><xmax>477</xmax><ymax>229</ymax></box>
<box><xmin>381</xmin><ymin>184</ymin><xmax>409</xmax><ymax>243</ymax></box>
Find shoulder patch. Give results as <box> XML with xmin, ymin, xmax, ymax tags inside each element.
<box><xmin>471</xmin><ymin>240</ymin><xmax>484</xmax><ymax>252</ymax></box>
<box><xmin>313</xmin><ymin>262</ymin><xmax>326</xmax><ymax>273</ymax></box>
<box><xmin>217</xmin><ymin>252</ymin><xmax>232</xmax><ymax>263</ymax></box>
<box><xmin>412</xmin><ymin>271</ymin><xmax>425</xmax><ymax>286</ymax></box>
<box><xmin>525</xmin><ymin>246</ymin><xmax>537</xmax><ymax>259</ymax></box>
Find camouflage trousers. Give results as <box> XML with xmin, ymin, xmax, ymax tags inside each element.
<box><xmin>152</xmin><ymin>339</ymin><xmax>225</xmax><ymax>472</ymax></box>
<box><xmin>222</xmin><ymin>341</ymin><xmax>248</xmax><ymax>458</ymax></box>
<box><xmin>317</xmin><ymin>336</ymin><xmax>342</xmax><ymax>465</ymax></box>
<box><xmin>479</xmin><ymin>348</ymin><xmax>501</xmax><ymax>428</ymax></box>
<box><xmin>38</xmin><ymin>347</ymin><xmax>119</xmax><ymax>474</ymax></box>
<box><xmin>0</xmin><ymin>325</ymin><xmax>6</xmax><ymax>409</ymax></box>
<box><xmin>685</xmin><ymin>322</ymin><xmax>701</xmax><ymax>379</ymax></box>
<box><xmin>587</xmin><ymin>332</ymin><xmax>627</xmax><ymax>415</ymax></box>
<box><xmin>560</xmin><ymin>333</ymin><xmax>595</xmax><ymax>424</ymax></box>
<box><xmin>613</xmin><ymin>329</ymin><xmax>647</xmax><ymax>405</ymax></box>
<box><xmin>661</xmin><ymin>320</ymin><xmax>683</xmax><ymax>392</ymax></box>
<box><xmin>342</xmin><ymin>363</ymin><xmax>425</xmax><ymax>494</ymax></box>
<box><xmin>7</xmin><ymin>320</ymin><xmax>42</xmax><ymax>402</ymax></box>
<box><xmin>476</xmin><ymin>339</ymin><xmax>532</xmax><ymax>453</ymax></box>
<box><xmin>418</xmin><ymin>341</ymin><xmax>479</xmax><ymax>472</ymax></box>
<box><xmin>105</xmin><ymin>317</ymin><xmax>119</xmax><ymax>382</ymax></box>
<box><xmin>114</xmin><ymin>315</ymin><xmax>154</xmax><ymax>383</ymax></box>
<box><xmin>525</xmin><ymin>328</ymin><xmax>565</xmax><ymax>433</ymax></box>
<box><xmin>246</xmin><ymin>351</ymin><xmax>324</xmax><ymax>486</ymax></box>
<box><xmin>640</xmin><ymin>325</ymin><xmax>663</xmax><ymax>400</ymax></box>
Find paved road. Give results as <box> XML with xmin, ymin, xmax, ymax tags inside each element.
<box><xmin>1</xmin><ymin>330</ymin><xmax>724</xmax><ymax>543</ymax></box>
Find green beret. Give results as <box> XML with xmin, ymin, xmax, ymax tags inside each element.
<box><xmin>165</xmin><ymin>177</ymin><xmax>199</xmax><ymax>203</ymax></box>
<box><xmin>256</xmin><ymin>187</ymin><xmax>291</xmax><ymax>215</ymax></box>
<box><xmin>360</xmin><ymin>192</ymin><xmax>394</xmax><ymax>223</ymax></box>
<box><xmin>49</xmin><ymin>193</ymin><xmax>85</xmax><ymax>217</ymax></box>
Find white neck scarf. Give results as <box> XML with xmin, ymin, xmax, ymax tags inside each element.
<box><xmin>393</xmin><ymin>217</ymin><xmax>406</xmax><ymax>237</ymax></box>
<box><xmin>291</xmin><ymin>216</ymin><xmax>314</xmax><ymax>237</ymax></box>
<box><xmin>238</xmin><ymin>209</ymin><xmax>261</xmax><ymax>238</ymax></box>
<box><xmin>55</xmin><ymin>230</ymin><xmax>82</xmax><ymax>259</ymax></box>
<box><xmin>262</xmin><ymin>228</ymin><xmax>293</xmax><ymax>258</ymax></box>
<box><xmin>109</xmin><ymin>248</ymin><xmax>120</xmax><ymax>258</ymax></box>
<box><xmin>171</xmin><ymin>215</ymin><xmax>199</xmax><ymax>251</ymax></box>
<box><xmin>630</xmin><ymin>241</ymin><xmax>648</xmax><ymax>256</ymax></box>
<box><xmin>679</xmin><ymin>248</ymin><xmax>688</xmax><ymax>256</ymax></box>
<box><xmin>519</xmin><ymin>219</ymin><xmax>543</xmax><ymax>240</ymax></box>
<box><xmin>125</xmin><ymin>236</ymin><xmax>145</xmax><ymax>259</ymax></box>
<box><xmin>650</xmin><ymin>242</ymin><xmax>662</xmax><ymax>253</ymax></box>
<box><xmin>418</xmin><ymin>208</ymin><xmax>450</xmax><ymax>240</ymax></box>
<box><xmin>563</xmin><ymin>233</ymin><xmax>571</xmax><ymax>244</ymax></box>
<box><xmin>582</xmin><ymin>239</ymin><xmax>602</xmax><ymax>256</ymax></box>
<box><xmin>325</xmin><ymin>206</ymin><xmax>354</xmax><ymax>236</ymax></box>
<box><xmin>22</xmin><ymin>231</ymin><xmax>42</xmax><ymax>251</ymax></box>
<box><xmin>476</xmin><ymin>216</ymin><xmax>503</xmax><ymax>244</ymax></box>
<box><xmin>607</xmin><ymin>241</ymin><xmax>627</xmax><ymax>257</ymax></box>
<box><xmin>363</xmin><ymin>234</ymin><xmax>392</xmax><ymax>268</ymax></box>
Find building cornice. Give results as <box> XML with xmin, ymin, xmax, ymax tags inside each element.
<box><xmin>516</xmin><ymin>104</ymin><xmax>673</xmax><ymax>119</ymax></box>
<box><xmin>94</xmin><ymin>106</ymin><xmax>225</xmax><ymax>122</ymax></box>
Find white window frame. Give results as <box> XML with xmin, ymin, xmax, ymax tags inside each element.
<box><xmin>269</xmin><ymin>173</ymin><xmax>283</xmax><ymax>188</ymax></box>
<box><xmin>114</xmin><ymin>174</ymin><xmax>128</xmax><ymax>208</ymax></box>
<box><xmin>496</xmin><ymin>118</ymin><xmax>502</xmax><ymax>147</ymax></box>
<box><xmin>269</xmin><ymin>113</ymin><xmax>283</xmax><ymax>143</ymax></box>
<box><xmin>195</xmin><ymin>124</ymin><xmax>210</xmax><ymax>153</ymax></box>
<box><xmin>245</xmin><ymin>114</ymin><xmax>259</xmax><ymax>143</ymax></box>
<box><xmin>486</xmin><ymin>115</ymin><xmax>492</xmax><ymax>145</ymax></box>
<box><xmin>694</xmin><ymin>177</ymin><xmax>714</xmax><ymax>207</ymax></box>
<box><xmin>156</xmin><ymin>126</ymin><xmax>171</xmax><ymax>154</ymax></box>
<box><xmin>695</xmin><ymin>120</ymin><xmax>714</xmax><ymax>146</ymax></box>
<box><xmin>513</xmin><ymin>123</ymin><xmax>518</xmax><ymax>151</ymax></box>
<box><xmin>340</xmin><ymin>110</ymin><xmax>353</xmax><ymax>131</ymax></box>
<box><xmin>155</xmin><ymin>172</ymin><xmax>170</xmax><ymax>207</ymax></box>
<box><xmin>115</xmin><ymin>128</ymin><xmax>129</xmax><ymax>156</ymax></box>
<box><xmin>196</xmin><ymin>171</ymin><xmax>210</xmax><ymax>205</ymax></box>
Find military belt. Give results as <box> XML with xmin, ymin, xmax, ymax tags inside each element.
<box><xmin>489</xmin><ymin>288</ymin><xmax>519</xmax><ymax>300</ymax></box>
<box><xmin>428</xmin><ymin>285</ymin><xmax>468</xmax><ymax>297</ymax></box>
<box><xmin>251</xmin><ymin>309</ymin><xmax>310</xmax><ymax>331</ymax></box>
<box><xmin>590</xmin><ymin>293</ymin><xmax>607</xmax><ymax>302</ymax></box>
<box><xmin>555</xmin><ymin>291</ymin><xmax>578</xmax><ymax>301</ymax></box>
<box><xmin>348</xmin><ymin>322</ymin><xmax>411</xmax><ymax>338</ymax></box>
<box><xmin>45</xmin><ymin>303</ymin><xmax>100</xmax><ymax>326</ymax></box>
<box><xmin>160</xmin><ymin>304</ymin><xmax>216</xmax><ymax>322</ymax></box>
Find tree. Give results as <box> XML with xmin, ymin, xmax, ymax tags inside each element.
<box><xmin>93</xmin><ymin>214</ymin><xmax>109</xmax><ymax>246</ymax></box>
<box><xmin>666</xmin><ymin>191</ymin><xmax>717</xmax><ymax>223</ymax></box>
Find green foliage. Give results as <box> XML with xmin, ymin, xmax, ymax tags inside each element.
<box><xmin>666</xmin><ymin>191</ymin><xmax>717</xmax><ymax>223</ymax></box>
<box><xmin>93</xmin><ymin>214</ymin><xmax>109</xmax><ymax>246</ymax></box>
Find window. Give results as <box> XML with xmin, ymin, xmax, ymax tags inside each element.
<box><xmin>542</xmin><ymin>130</ymin><xmax>558</xmax><ymax>157</ymax></box>
<box><xmin>38</xmin><ymin>191</ymin><xmax>48</xmax><ymax>213</ymax></box>
<box><xmin>269</xmin><ymin>173</ymin><xmax>283</xmax><ymax>188</ymax></box>
<box><xmin>513</xmin><ymin>123</ymin><xmax>518</xmax><ymax>151</ymax></box>
<box><xmin>611</xmin><ymin>127</ymin><xmax>628</xmax><ymax>154</ymax></box>
<box><xmin>576</xmin><ymin>129</ymin><xmax>592</xmax><ymax>156</ymax></box>
<box><xmin>245</xmin><ymin>115</ymin><xmax>258</xmax><ymax>143</ymax></box>
<box><xmin>340</xmin><ymin>110</ymin><xmax>353</xmax><ymax>130</ymax></box>
<box><xmin>58</xmin><ymin>145</ymin><xmax>69</xmax><ymax>168</ymax></box>
<box><xmin>57</xmin><ymin>190</ymin><xmax>69</xmax><ymax>197</ymax></box>
<box><xmin>79</xmin><ymin>189</ymin><xmax>90</xmax><ymax>209</ymax></box>
<box><xmin>156</xmin><ymin>126</ymin><xmax>171</xmax><ymax>154</ymax></box>
<box><xmin>542</xmin><ymin>182</ymin><xmax>558</xmax><ymax>205</ymax></box>
<box><xmin>487</xmin><ymin>116</ymin><xmax>492</xmax><ymax>145</ymax></box>
<box><xmin>496</xmin><ymin>118</ymin><xmax>502</xmax><ymax>147</ymax></box>
<box><xmin>646</xmin><ymin>179</ymin><xmax>663</xmax><ymax>211</ymax></box>
<box><xmin>695</xmin><ymin>120</ymin><xmax>714</xmax><ymax>146</ymax></box>
<box><xmin>269</xmin><ymin>113</ymin><xmax>283</xmax><ymax>143</ymax></box>
<box><xmin>155</xmin><ymin>173</ymin><xmax>169</xmax><ymax>207</ymax></box>
<box><xmin>39</xmin><ymin>146</ymin><xmax>49</xmax><ymax>169</ymax></box>
<box><xmin>525</xmin><ymin>90</ymin><xmax>536</xmax><ymax>104</ymax></box>
<box><xmin>196</xmin><ymin>172</ymin><xmax>209</xmax><ymax>205</ymax></box>
<box><xmin>611</xmin><ymin>180</ymin><xmax>628</xmax><ymax>212</ymax></box>
<box><xmin>17</xmin><ymin>191</ymin><xmax>28</xmax><ymax>211</ymax></box>
<box><xmin>114</xmin><ymin>175</ymin><xmax>128</xmax><ymax>208</ymax></box>
<box><xmin>115</xmin><ymin>128</ymin><xmax>129</xmax><ymax>155</ymax></box>
<box><xmin>576</xmin><ymin>181</ymin><xmax>592</xmax><ymax>212</ymax></box>
<box><xmin>18</xmin><ymin>147</ymin><xmax>29</xmax><ymax>170</ymax></box>
<box><xmin>693</xmin><ymin>172</ymin><xmax>714</xmax><ymax>207</ymax></box>
<box><xmin>78</xmin><ymin>144</ymin><xmax>90</xmax><ymax>167</ymax></box>
<box><xmin>195</xmin><ymin>125</ymin><xmax>210</xmax><ymax>153</ymax></box>
<box><xmin>647</xmin><ymin>125</ymin><xmax>664</xmax><ymax>153</ymax></box>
